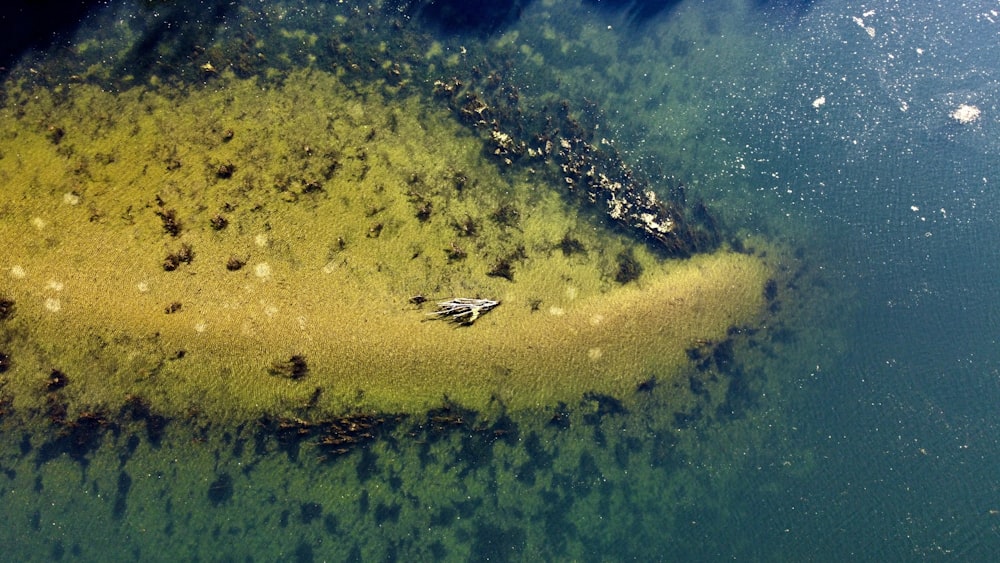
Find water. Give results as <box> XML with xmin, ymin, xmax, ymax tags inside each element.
<box><xmin>2</xmin><ymin>0</ymin><xmax>999</xmax><ymax>560</ymax></box>
<box><xmin>718</xmin><ymin>0</ymin><xmax>1000</xmax><ymax>558</ymax></box>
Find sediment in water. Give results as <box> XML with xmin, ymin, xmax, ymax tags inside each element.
<box><xmin>0</xmin><ymin>70</ymin><xmax>772</xmax><ymax>420</ymax></box>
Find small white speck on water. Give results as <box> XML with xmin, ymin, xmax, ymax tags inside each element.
<box><xmin>45</xmin><ymin>297</ymin><xmax>61</xmax><ymax>312</ymax></box>
<box><xmin>950</xmin><ymin>103</ymin><xmax>981</xmax><ymax>124</ymax></box>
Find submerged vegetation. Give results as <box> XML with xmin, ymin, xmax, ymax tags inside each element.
<box><xmin>0</xmin><ymin>66</ymin><xmax>773</xmax><ymax>420</ymax></box>
<box><xmin>0</xmin><ymin>0</ymin><xmax>776</xmax><ymax>421</ymax></box>
<box><xmin>0</xmin><ymin>1</ymin><xmax>844</xmax><ymax>559</ymax></box>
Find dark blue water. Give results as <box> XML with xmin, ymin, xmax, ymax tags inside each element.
<box><xmin>2</xmin><ymin>0</ymin><xmax>999</xmax><ymax>560</ymax></box>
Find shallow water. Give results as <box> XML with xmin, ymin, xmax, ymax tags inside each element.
<box><xmin>1</xmin><ymin>0</ymin><xmax>998</xmax><ymax>560</ymax></box>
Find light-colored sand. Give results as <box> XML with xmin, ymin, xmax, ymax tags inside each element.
<box><xmin>0</xmin><ymin>70</ymin><xmax>771</xmax><ymax>418</ymax></box>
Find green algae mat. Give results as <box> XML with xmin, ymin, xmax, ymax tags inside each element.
<box><xmin>0</xmin><ymin>68</ymin><xmax>772</xmax><ymax>419</ymax></box>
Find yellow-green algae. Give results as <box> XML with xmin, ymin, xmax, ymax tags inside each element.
<box><xmin>0</xmin><ymin>69</ymin><xmax>771</xmax><ymax>418</ymax></box>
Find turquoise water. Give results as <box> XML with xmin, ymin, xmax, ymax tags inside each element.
<box><xmin>2</xmin><ymin>0</ymin><xmax>1000</xmax><ymax>560</ymax></box>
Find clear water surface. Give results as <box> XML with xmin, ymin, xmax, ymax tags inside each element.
<box><xmin>1</xmin><ymin>0</ymin><xmax>999</xmax><ymax>560</ymax></box>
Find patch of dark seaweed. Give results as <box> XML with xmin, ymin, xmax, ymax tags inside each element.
<box><xmin>206</xmin><ymin>473</ymin><xmax>234</xmax><ymax>506</ymax></box>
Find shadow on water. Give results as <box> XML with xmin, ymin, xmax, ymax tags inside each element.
<box><xmin>114</xmin><ymin>0</ymin><xmax>238</xmax><ymax>85</ymax></box>
<box><xmin>0</xmin><ymin>1</ymin><xmax>101</xmax><ymax>73</ymax></box>
<box><xmin>395</xmin><ymin>0</ymin><xmax>532</xmax><ymax>34</ymax></box>
<box><xmin>581</xmin><ymin>0</ymin><xmax>816</xmax><ymax>27</ymax></box>
<box><xmin>583</xmin><ymin>0</ymin><xmax>684</xmax><ymax>23</ymax></box>
<box><xmin>0</xmin><ymin>1</ymin><xmax>237</xmax><ymax>84</ymax></box>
